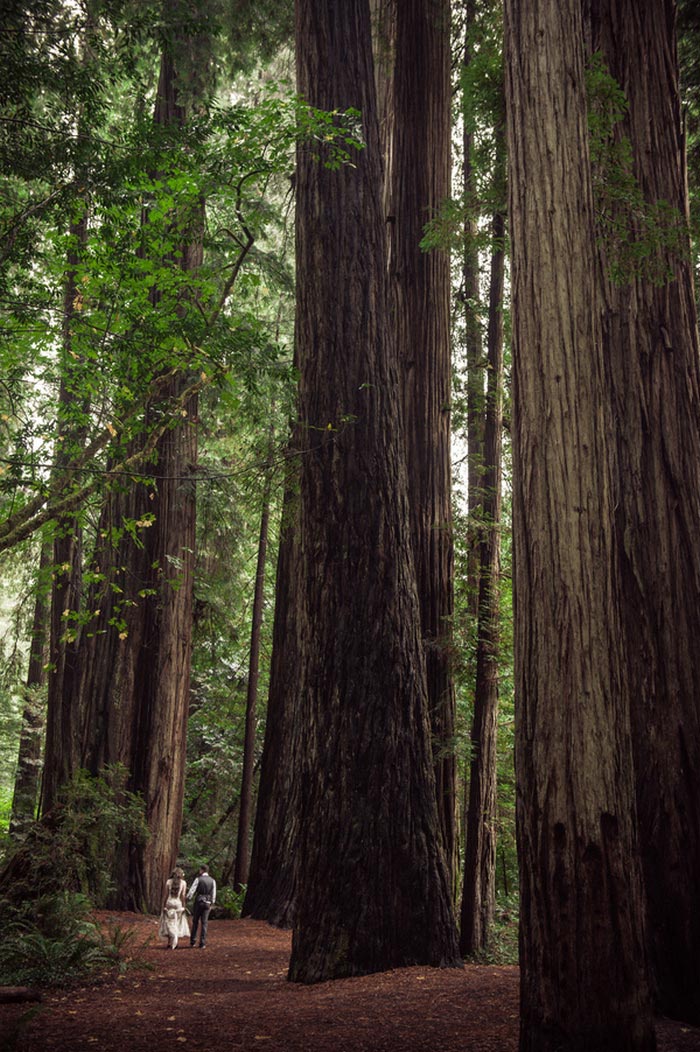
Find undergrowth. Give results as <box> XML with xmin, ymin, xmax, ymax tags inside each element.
<box><xmin>0</xmin><ymin>891</ymin><xmax>150</xmax><ymax>988</ymax></box>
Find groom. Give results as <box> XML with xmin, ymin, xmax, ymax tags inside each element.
<box><xmin>188</xmin><ymin>864</ymin><xmax>217</xmax><ymax>949</ymax></box>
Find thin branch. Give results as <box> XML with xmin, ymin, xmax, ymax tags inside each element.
<box><xmin>0</xmin><ymin>371</ymin><xmax>212</xmax><ymax>554</ymax></box>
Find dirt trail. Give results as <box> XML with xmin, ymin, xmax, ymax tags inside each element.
<box><xmin>1</xmin><ymin>914</ymin><xmax>698</xmax><ymax>1052</ymax></box>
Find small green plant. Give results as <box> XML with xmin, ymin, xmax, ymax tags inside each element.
<box><xmin>214</xmin><ymin>884</ymin><xmax>247</xmax><ymax>919</ymax></box>
<box><xmin>586</xmin><ymin>51</ymin><xmax>691</xmax><ymax>285</ymax></box>
<box><xmin>0</xmin><ymin>891</ymin><xmax>144</xmax><ymax>988</ymax></box>
<box><xmin>464</xmin><ymin>893</ymin><xmax>520</xmax><ymax>967</ymax></box>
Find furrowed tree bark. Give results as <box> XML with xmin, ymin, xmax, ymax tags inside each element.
<box><xmin>585</xmin><ymin>0</ymin><xmax>700</xmax><ymax>1023</ymax></box>
<box><xmin>289</xmin><ymin>0</ymin><xmax>460</xmax><ymax>983</ymax></box>
<box><xmin>504</xmin><ymin>0</ymin><xmax>655</xmax><ymax>1048</ymax></box>
<box><xmin>391</xmin><ymin>0</ymin><xmax>457</xmax><ymax>889</ymax></box>
<box><xmin>460</xmin><ymin>119</ymin><xmax>505</xmax><ymax>957</ymax></box>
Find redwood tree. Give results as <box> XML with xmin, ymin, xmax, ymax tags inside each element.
<box><xmin>242</xmin><ymin>474</ymin><xmax>302</xmax><ymax>927</ymax></box>
<box><xmin>41</xmin><ymin>207</ymin><xmax>90</xmax><ymax>815</ymax></box>
<box><xmin>586</xmin><ymin>0</ymin><xmax>700</xmax><ymax>1023</ymax></box>
<box><xmin>460</xmin><ymin>116</ymin><xmax>506</xmax><ymax>957</ymax></box>
<box><xmin>41</xmin><ymin>12</ymin><xmax>208</xmax><ymax>910</ymax></box>
<box><xmin>504</xmin><ymin>0</ymin><xmax>655</xmax><ymax>1047</ymax></box>
<box><xmin>288</xmin><ymin>0</ymin><xmax>459</xmax><ymax>982</ymax></box>
<box><xmin>233</xmin><ymin>442</ymin><xmax>274</xmax><ymax>892</ymax></box>
<box><xmin>390</xmin><ymin>0</ymin><xmax>457</xmax><ymax>885</ymax></box>
<box><xmin>10</xmin><ymin>541</ymin><xmax>51</xmax><ymax>835</ymax></box>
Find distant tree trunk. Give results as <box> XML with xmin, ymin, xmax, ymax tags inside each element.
<box><xmin>41</xmin><ymin>205</ymin><xmax>89</xmax><ymax>815</ymax></box>
<box><xmin>10</xmin><ymin>540</ymin><xmax>51</xmax><ymax>835</ymax></box>
<box><xmin>242</xmin><ymin>467</ymin><xmax>302</xmax><ymax>927</ymax></box>
<box><xmin>463</xmin><ymin>0</ymin><xmax>486</xmax><ymax>618</ymax></box>
<box><xmin>288</xmin><ymin>0</ymin><xmax>460</xmax><ymax>984</ymax></box>
<box><xmin>460</xmin><ymin>121</ymin><xmax>505</xmax><ymax>957</ymax></box>
<box><xmin>233</xmin><ymin>450</ymin><xmax>273</xmax><ymax>891</ymax></box>
<box><xmin>504</xmin><ymin>0</ymin><xmax>655</xmax><ymax>1048</ymax></box>
<box><xmin>586</xmin><ymin>0</ymin><xmax>700</xmax><ymax>1024</ymax></box>
<box><xmin>391</xmin><ymin>0</ymin><xmax>457</xmax><ymax>888</ymax></box>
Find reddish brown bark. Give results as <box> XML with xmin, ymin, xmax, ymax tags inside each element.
<box><xmin>505</xmin><ymin>0</ymin><xmax>655</xmax><ymax>1047</ymax></box>
<box><xmin>288</xmin><ymin>0</ymin><xmax>459</xmax><ymax>983</ymax></box>
<box><xmin>242</xmin><ymin>473</ymin><xmax>302</xmax><ymax>928</ymax></box>
<box><xmin>391</xmin><ymin>0</ymin><xmax>457</xmax><ymax>887</ymax></box>
<box><xmin>585</xmin><ymin>0</ymin><xmax>700</xmax><ymax>1023</ymax></box>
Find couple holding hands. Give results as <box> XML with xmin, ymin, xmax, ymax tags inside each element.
<box><xmin>159</xmin><ymin>864</ymin><xmax>217</xmax><ymax>949</ymax></box>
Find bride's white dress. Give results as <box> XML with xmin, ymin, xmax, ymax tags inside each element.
<box><xmin>158</xmin><ymin>878</ymin><xmax>190</xmax><ymax>948</ymax></box>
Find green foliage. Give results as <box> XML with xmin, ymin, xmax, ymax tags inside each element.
<box><xmin>467</xmin><ymin>892</ymin><xmax>519</xmax><ymax>966</ymax></box>
<box><xmin>0</xmin><ymin>0</ymin><xmax>362</xmax><ymax>554</ymax></box>
<box><xmin>678</xmin><ymin>0</ymin><xmax>700</xmax><ymax>297</ymax></box>
<box><xmin>0</xmin><ymin>765</ymin><xmax>149</xmax><ymax>907</ymax></box>
<box><xmin>214</xmin><ymin>883</ymin><xmax>247</xmax><ymax>919</ymax></box>
<box><xmin>0</xmin><ymin>891</ymin><xmax>146</xmax><ymax>988</ymax></box>
<box><xmin>183</xmin><ymin>392</ymin><xmax>284</xmax><ymax>870</ymax></box>
<box><xmin>425</xmin><ymin>0</ymin><xmax>505</xmax><ymax>257</ymax></box>
<box><xmin>219</xmin><ymin>0</ymin><xmax>294</xmax><ymax>75</ymax></box>
<box><xmin>586</xmin><ymin>51</ymin><xmax>692</xmax><ymax>285</ymax></box>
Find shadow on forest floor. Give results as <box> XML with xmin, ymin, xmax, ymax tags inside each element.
<box><xmin>1</xmin><ymin>915</ymin><xmax>698</xmax><ymax>1052</ymax></box>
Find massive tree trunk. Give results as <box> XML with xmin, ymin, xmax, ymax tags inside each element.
<box><xmin>242</xmin><ymin>471</ymin><xmax>302</xmax><ymax>927</ymax></box>
<box><xmin>460</xmin><ymin>121</ymin><xmax>505</xmax><ymax>957</ymax></box>
<box><xmin>288</xmin><ymin>0</ymin><xmax>460</xmax><ymax>983</ymax></box>
<box><xmin>585</xmin><ymin>0</ymin><xmax>700</xmax><ymax>1024</ymax></box>
<box><xmin>504</xmin><ymin>0</ymin><xmax>655</xmax><ymax>1048</ymax></box>
<box><xmin>389</xmin><ymin>0</ymin><xmax>456</xmax><ymax>887</ymax></box>
<box><xmin>391</xmin><ymin>0</ymin><xmax>457</xmax><ymax>888</ymax></box>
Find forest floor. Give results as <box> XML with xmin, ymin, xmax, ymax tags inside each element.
<box><xmin>1</xmin><ymin>913</ymin><xmax>700</xmax><ymax>1052</ymax></box>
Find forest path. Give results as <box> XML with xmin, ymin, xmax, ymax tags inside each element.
<box><xmin>1</xmin><ymin>914</ymin><xmax>699</xmax><ymax>1052</ymax></box>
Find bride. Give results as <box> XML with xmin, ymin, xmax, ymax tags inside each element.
<box><xmin>158</xmin><ymin>867</ymin><xmax>190</xmax><ymax>949</ymax></box>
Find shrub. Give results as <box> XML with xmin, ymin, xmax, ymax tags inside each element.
<box><xmin>0</xmin><ymin>891</ymin><xmax>145</xmax><ymax>988</ymax></box>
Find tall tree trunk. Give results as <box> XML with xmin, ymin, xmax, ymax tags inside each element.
<box><xmin>391</xmin><ymin>0</ymin><xmax>457</xmax><ymax>889</ymax></box>
<box><xmin>504</xmin><ymin>0</ymin><xmax>655</xmax><ymax>1048</ymax></box>
<box><xmin>56</xmin><ymin>20</ymin><xmax>207</xmax><ymax>910</ymax></box>
<box><xmin>10</xmin><ymin>540</ymin><xmax>51</xmax><ymax>835</ymax></box>
<box><xmin>233</xmin><ymin>450</ymin><xmax>273</xmax><ymax>891</ymax></box>
<box><xmin>41</xmin><ymin>205</ymin><xmax>89</xmax><ymax>815</ymax></box>
<box><xmin>242</xmin><ymin>468</ymin><xmax>302</xmax><ymax>927</ymax></box>
<box><xmin>463</xmin><ymin>0</ymin><xmax>486</xmax><ymax>619</ymax></box>
<box><xmin>288</xmin><ymin>0</ymin><xmax>459</xmax><ymax>984</ymax></box>
<box><xmin>460</xmin><ymin>121</ymin><xmax>505</xmax><ymax>956</ymax></box>
<box><xmin>585</xmin><ymin>0</ymin><xmax>700</xmax><ymax>1024</ymax></box>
